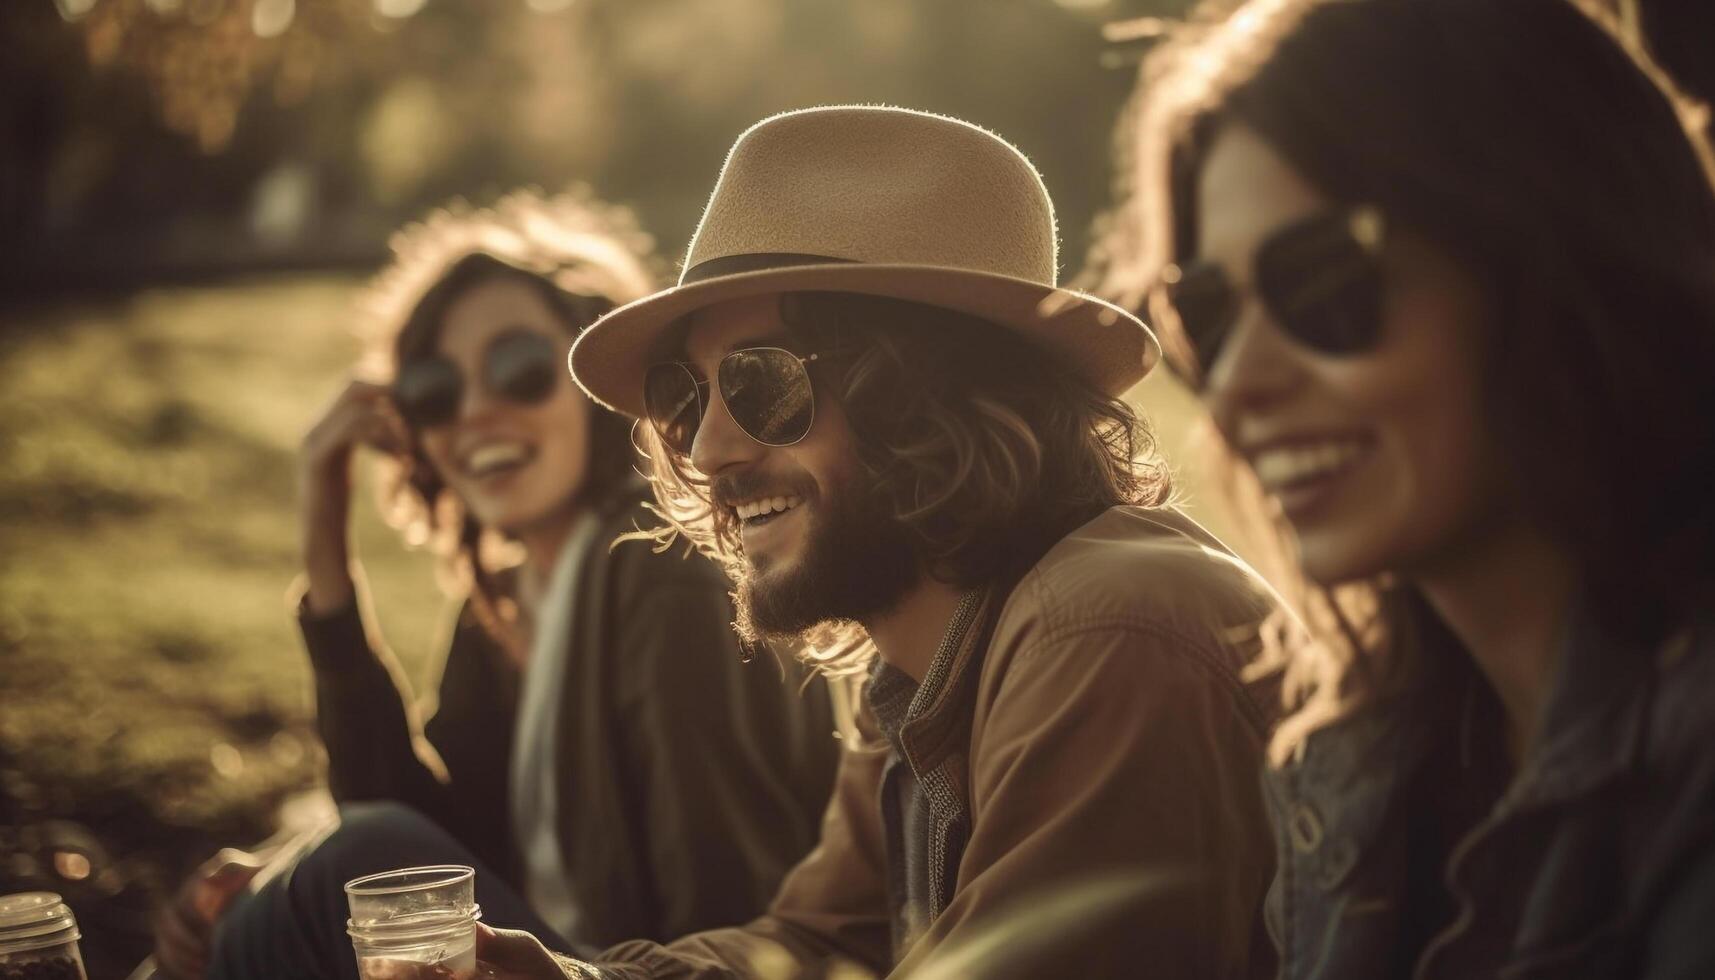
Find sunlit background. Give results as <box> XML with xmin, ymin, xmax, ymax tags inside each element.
<box><xmin>2</xmin><ymin>0</ymin><xmax>1708</xmax><ymax>974</ymax></box>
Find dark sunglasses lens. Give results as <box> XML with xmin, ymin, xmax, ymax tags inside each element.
<box><xmin>486</xmin><ymin>330</ymin><xmax>560</xmax><ymax>404</ymax></box>
<box><xmin>643</xmin><ymin>363</ymin><xmax>702</xmax><ymax>455</ymax></box>
<box><xmin>394</xmin><ymin>358</ymin><xmax>461</xmax><ymax>428</ymax></box>
<box><xmin>719</xmin><ymin>348</ymin><xmax>814</xmax><ymax>447</ymax></box>
<box><xmin>1258</xmin><ymin>212</ymin><xmax>1382</xmax><ymax>355</ymax></box>
<box><xmin>1166</xmin><ymin>263</ymin><xmax>1241</xmax><ymax>368</ymax></box>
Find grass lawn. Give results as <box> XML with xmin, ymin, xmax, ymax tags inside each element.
<box><xmin>0</xmin><ymin>272</ymin><xmax>1232</xmax><ymax>972</ymax></box>
<box><xmin>0</xmin><ymin>274</ymin><xmax>453</xmax><ymax>971</ymax></box>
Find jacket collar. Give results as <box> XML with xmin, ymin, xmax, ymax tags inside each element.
<box><xmin>1271</xmin><ymin>598</ymin><xmax>1671</xmax><ymax>869</ymax></box>
<box><xmin>1506</xmin><ymin>603</ymin><xmax>1657</xmax><ymax>809</ymax></box>
<box><xmin>885</xmin><ymin>508</ymin><xmax>1076</xmax><ymax>774</ymax></box>
<box><xmin>1268</xmin><ymin>652</ymin><xmax>1461</xmax><ymax>882</ymax></box>
<box><xmin>898</xmin><ymin>585</ymin><xmax>1005</xmax><ymax>773</ymax></box>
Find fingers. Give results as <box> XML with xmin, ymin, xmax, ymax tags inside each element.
<box><xmin>155</xmin><ymin>849</ymin><xmax>268</xmax><ymax>979</ymax></box>
<box><xmin>473</xmin><ymin>923</ymin><xmax>566</xmax><ymax>978</ymax></box>
<box><xmin>355</xmin><ymin>403</ymin><xmax>412</xmax><ymax>457</ymax></box>
<box><xmin>306</xmin><ymin>380</ymin><xmax>406</xmax><ymax>453</ymax></box>
<box><xmin>152</xmin><ymin>902</ymin><xmax>209</xmax><ymax>979</ymax></box>
<box><xmin>208</xmin><ymin>845</ymin><xmax>263</xmax><ymax>869</ymax></box>
<box><xmin>193</xmin><ymin>860</ymin><xmax>263</xmax><ymax>921</ymax></box>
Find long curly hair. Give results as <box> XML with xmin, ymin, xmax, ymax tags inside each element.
<box><xmin>356</xmin><ymin>187</ymin><xmax>659</xmax><ymax>652</ymax></box>
<box><xmin>637</xmin><ymin>291</ymin><xmax>1173</xmax><ymax>672</ymax></box>
<box><xmin>1097</xmin><ymin>0</ymin><xmax>1715</xmax><ymax>764</ymax></box>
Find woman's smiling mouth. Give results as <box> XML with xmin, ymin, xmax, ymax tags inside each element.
<box><xmin>1247</xmin><ymin>437</ymin><xmax>1374</xmax><ymax>517</ymax></box>
<box><xmin>462</xmin><ymin>440</ymin><xmax>536</xmax><ymax>484</ymax></box>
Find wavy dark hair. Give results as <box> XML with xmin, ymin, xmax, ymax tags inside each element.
<box><xmin>639</xmin><ymin>291</ymin><xmax>1173</xmax><ymax>671</ymax></box>
<box><xmin>358</xmin><ymin>188</ymin><xmax>657</xmax><ymax>652</ymax></box>
<box><xmin>1100</xmin><ymin>0</ymin><xmax>1715</xmax><ymax>761</ymax></box>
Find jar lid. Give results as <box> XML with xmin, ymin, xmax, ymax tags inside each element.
<box><xmin>0</xmin><ymin>892</ymin><xmax>80</xmax><ymax>948</ymax></box>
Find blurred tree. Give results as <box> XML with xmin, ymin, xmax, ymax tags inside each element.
<box><xmin>2</xmin><ymin>0</ymin><xmax>1194</xmax><ymax>298</ymax></box>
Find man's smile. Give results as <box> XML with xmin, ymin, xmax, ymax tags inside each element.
<box><xmin>737</xmin><ymin>496</ymin><xmax>807</xmax><ymax>561</ymax></box>
<box><xmin>732</xmin><ymin>493</ymin><xmax>804</xmax><ymax>525</ymax></box>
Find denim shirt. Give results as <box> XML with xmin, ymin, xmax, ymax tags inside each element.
<box><xmin>1264</xmin><ymin>604</ymin><xmax>1715</xmax><ymax>979</ymax></box>
<box><xmin>865</xmin><ymin>590</ymin><xmax>982</xmax><ymax>959</ymax></box>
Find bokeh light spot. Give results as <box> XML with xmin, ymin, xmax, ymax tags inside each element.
<box><xmin>54</xmin><ymin>0</ymin><xmax>98</xmax><ymax>19</ymax></box>
<box><xmin>54</xmin><ymin>851</ymin><xmax>93</xmax><ymax>881</ymax></box>
<box><xmin>252</xmin><ymin>0</ymin><xmax>295</xmax><ymax>38</ymax></box>
<box><xmin>374</xmin><ymin>0</ymin><xmax>426</xmax><ymax>18</ymax></box>
<box><xmin>210</xmin><ymin>742</ymin><xmax>245</xmax><ymax>778</ymax></box>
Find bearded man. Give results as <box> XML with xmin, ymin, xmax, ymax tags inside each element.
<box><xmin>469</xmin><ymin>105</ymin><xmax>1282</xmax><ymax>980</ymax></box>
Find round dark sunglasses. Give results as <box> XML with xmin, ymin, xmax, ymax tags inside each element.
<box><xmin>1159</xmin><ymin>205</ymin><xmax>1386</xmax><ymax>375</ymax></box>
<box><xmin>393</xmin><ymin>329</ymin><xmax>561</xmax><ymax>429</ymax></box>
<box><xmin>643</xmin><ymin>346</ymin><xmax>824</xmax><ymax>456</ymax></box>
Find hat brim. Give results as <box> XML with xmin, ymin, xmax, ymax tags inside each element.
<box><xmin>569</xmin><ymin>262</ymin><xmax>1160</xmax><ymax>417</ymax></box>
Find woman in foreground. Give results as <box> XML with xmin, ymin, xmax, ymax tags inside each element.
<box><xmin>1107</xmin><ymin>0</ymin><xmax>1715</xmax><ymax>976</ymax></box>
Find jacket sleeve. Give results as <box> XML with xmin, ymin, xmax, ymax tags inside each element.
<box><xmin>298</xmin><ymin>589</ymin><xmax>460</xmax><ymax>825</ymax></box>
<box><xmin>603</xmin><ymin>564</ymin><xmax>850</xmax><ymax>942</ymax></box>
<box><xmin>583</xmin><ymin>690</ymin><xmax>894</xmax><ymax>979</ymax></box>
<box><xmin>893</xmin><ymin>623</ymin><xmax>1276</xmax><ymax>980</ymax></box>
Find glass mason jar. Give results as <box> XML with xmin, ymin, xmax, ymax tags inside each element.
<box><xmin>345</xmin><ymin>865</ymin><xmax>480</xmax><ymax>980</ymax></box>
<box><xmin>0</xmin><ymin>892</ymin><xmax>89</xmax><ymax>980</ymax></box>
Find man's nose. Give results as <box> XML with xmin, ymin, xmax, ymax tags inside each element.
<box><xmin>690</xmin><ymin>382</ymin><xmax>762</xmax><ymax>477</ymax></box>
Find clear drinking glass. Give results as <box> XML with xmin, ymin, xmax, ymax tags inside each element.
<box><xmin>344</xmin><ymin>865</ymin><xmax>480</xmax><ymax>980</ymax></box>
<box><xmin>0</xmin><ymin>892</ymin><xmax>89</xmax><ymax>980</ymax></box>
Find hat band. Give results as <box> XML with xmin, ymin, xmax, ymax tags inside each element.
<box><xmin>679</xmin><ymin>252</ymin><xmax>855</xmax><ymax>286</ymax></box>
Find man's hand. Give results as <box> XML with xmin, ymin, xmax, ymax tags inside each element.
<box><xmin>152</xmin><ymin>848</ymin><xmax>266</xmax><ymax>979</ymax></box>
<box><xmin>474</xmin><ymin>924</ymin><xmax>596</xmax><ymax>979</ymax></box>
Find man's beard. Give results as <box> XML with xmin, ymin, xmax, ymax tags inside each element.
<box><xmin>733</xmin><ymin>476</ymin><xmax>920</xmax><ymax>642</ymax></box>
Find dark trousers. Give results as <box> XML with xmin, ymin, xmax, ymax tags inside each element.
<box><xmin>209</xmin><ymin>801</ymin><xmax>571</xmax><ymax>980</ymax></box>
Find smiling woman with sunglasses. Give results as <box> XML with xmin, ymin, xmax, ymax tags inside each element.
<box><xmin>150</xmin><ymin>190</ymin><xmax>838</xmax><ymax>980</ymax></box>
<box><xmin>1103</xmin><ymin>0</ymin><xmax>1715</xmax><ymax>977</ymax></box>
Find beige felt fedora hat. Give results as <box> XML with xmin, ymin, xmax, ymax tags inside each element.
<box><xmin>569</xmin><ymin>105</ymin><xmax>1159</xmax><ymax>416</ymax></box>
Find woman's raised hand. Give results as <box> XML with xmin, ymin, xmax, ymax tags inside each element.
<box><xmin>151</xmin><ymin>848</ymin><xmax>267</xmax><ymax>979</ymax></box>
<box><xmin>298</xmin><ymin>379</ymin><xmax>411</xmax><ymax>614</ymax></box>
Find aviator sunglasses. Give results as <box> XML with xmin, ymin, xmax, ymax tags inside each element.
<box><xmin>1160</xmin><ymin>205</ymin><xmax>1387</xmax><ymax>373</ymax></box>
<box><xmin>393</xmin><ymin>328</ymin><xmax>561</xmax><ymax>429</ymax></box>
<box><xmin>644</xmin><ymin>346</ymin><xmax>826</xmax><ymax>455</ymax></box>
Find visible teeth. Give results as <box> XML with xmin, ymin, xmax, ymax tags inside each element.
<box><xmin>735</xmin><ymin>494</ymin><xmax>802</xmax><ymax>521</ymax></box>
<box><xmin>467</xmin><ymin>442</ymin><xmax>530</xmax><ymax>476</ymax></box>
<box><xmin>1251</xmin><ymin>441</ymin><xmax>1366</xmax><ymax>490</ymax></box>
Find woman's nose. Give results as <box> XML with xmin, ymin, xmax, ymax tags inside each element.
<box><xmin>454</xmin><ymin>375</ymin><xmax>498</xmax><ymax>426</ymax></box>
<box><xmin>1201</xmin><ymin>302</ymin><xmax>1301</xmax><ymax>439</ymax></box>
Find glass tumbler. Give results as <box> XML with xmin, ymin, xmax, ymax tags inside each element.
<box><xmin>345</xmin><ymin>865</ymin><xmax>480</xmax><ymax>980</ymax></box>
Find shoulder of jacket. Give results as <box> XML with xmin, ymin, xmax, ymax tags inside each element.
<box><xmin>1002</xmin><ymin>505</ymin><xmax>1278</xmax><ymax>646</ymax></box>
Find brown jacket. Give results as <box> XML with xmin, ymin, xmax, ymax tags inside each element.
<box><xmin>580</xmin><ymin>506</ymin><xmax>1281</xmax><ymax>978</ymax></box>
<box><xmin>304</xmin><ymin>491</ymin><xmax>840</xmax><ymax>948</ymax></box>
